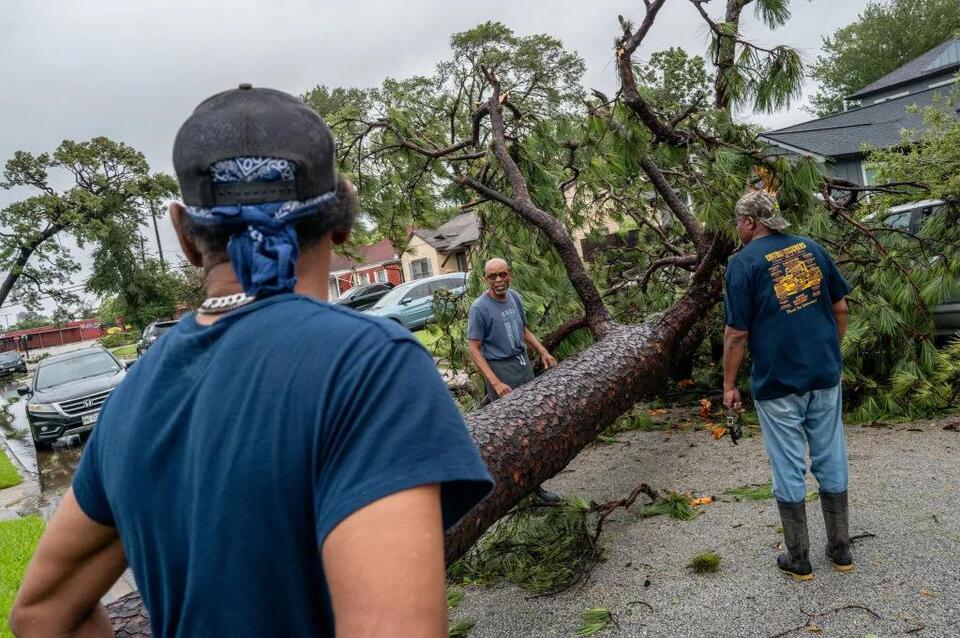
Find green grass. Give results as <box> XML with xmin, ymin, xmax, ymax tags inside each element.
<box><xmin>110</xmin><ymin>344</ymin><xmax>138</xmax><ymax>358</ymax></box>
<box><xmin>0</xmin><ymin>452</ymin><xmax>22</xmax><ymax>490</ymax></box>
<box><xmin>0</xmin><ymin>516</ymin><xmax>44</xmax><ymax>637</ymax></box>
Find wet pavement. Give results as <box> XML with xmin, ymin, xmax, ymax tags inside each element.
<box><xmin>0</xmin><ymin>378</ymin><xmax>138</xmax><ymax>603</ymax></box>
<box><xmin>0</xmin><ymin>379</ymin><xmax>86</xmax><ymax>519</ymax></box>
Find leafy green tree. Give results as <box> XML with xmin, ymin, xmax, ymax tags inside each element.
<box><xmin>0</xmin><ymin>137</ymin><xmax>177</xmax><ymax>310</ymax></box>
<box><xmin>87</xmin><ymin>223</ymin><xmax>180</xmax><ymax>330</ymax></box>
<box><xmin>11</xmin><ymin>311</ymin><xmax>50</xmax><ymax>331</ymax></box>
<box><xmin>809</xmin><ymin>0</ymin><xmax>960</xmax><ymax>116</ymax></box>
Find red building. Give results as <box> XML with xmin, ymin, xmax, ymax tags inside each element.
<box><xmin>0</xmin><ymin>319</ymin><xmax>104</xmax><ymax>353</ymax></box>
<box><xmin>328</xmin><ymin>239</ymin><xmax>404</xmax><ymax>300</ymax></box>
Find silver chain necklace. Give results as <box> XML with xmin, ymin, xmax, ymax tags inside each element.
<box><xmin>197</xmin><ymin>292</ymin><xmax>257</xmax><ymax>315</ymax></box>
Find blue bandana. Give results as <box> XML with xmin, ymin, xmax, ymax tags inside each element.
<box><xmin>185</xmin><ymin>157</ymin><xmax>337</xmax><ymax>297</ymax></box>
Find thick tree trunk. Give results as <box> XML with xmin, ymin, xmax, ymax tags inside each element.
<box><xmin>444</xmin><ymin>279</ymin><xmax>716</xmax><ymax>560</ymax></box>
<box><xmin>106</xmin><ymin>280</ymin><xmax>718</xmax><ymax>632</ymax></box>
<box><xmin>0</xmin><ymin>225</ymin><xmax>62</xmax><ymax>309</ymax></box>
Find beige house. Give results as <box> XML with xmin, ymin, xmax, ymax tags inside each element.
<box><xmin>402</xmin><ymin>206</ymin><xmax>634</xmax><ymax>280</ymax></box>
<box><xmin>403</xmin><ymin>212</ymin><xmax>478</xmax><ymax>280</ymax></box>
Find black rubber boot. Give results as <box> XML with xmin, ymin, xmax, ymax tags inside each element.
<box><xmin>776</xmin><ymin>500</ymin><xmax>814</xmax><ymax>581</ymax></box>
<box><xmin>820</xmin><ymin>490</ymin><xmax>854</xmax><ymax>572</ymax></box>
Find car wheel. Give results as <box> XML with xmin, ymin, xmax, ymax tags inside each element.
<box><xmin>32</xmin><ymin>433</ymin><xmax>52</xmax><ymax>452</ymax></box>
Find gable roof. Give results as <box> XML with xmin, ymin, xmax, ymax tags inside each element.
<box><xmin>329</xmin><ymin>238</ymin><xmax>399</xmax><ymax>273</ymax></box>
<box><xmin>849</xmin><ymin>38</ymin><xmax>960</xmax><ymax>100</ymax></box>
<box><xmin>761</xmin><ymin>83</ymin><xmax>951</xmax><ymax>158</ymax></box>
<box><xmin>411</xmin><ymin>212</ymin><xmax>479</xmax><ymax>252</ymax></box>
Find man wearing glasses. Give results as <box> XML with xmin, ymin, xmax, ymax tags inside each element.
<box><xmin>467</xmin><ymin>258</ymin><xmax>560</xmax><ymax>502</ymax></box>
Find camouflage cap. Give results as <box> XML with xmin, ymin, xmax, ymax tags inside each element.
<box><xmin>734</xmin><ymin>190</ymin><xmax>790</xmax><ymax>231</ymax></box>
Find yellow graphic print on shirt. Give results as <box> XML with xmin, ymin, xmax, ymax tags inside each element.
<box><xmin>765</xmin><ymin>242</ymin><xmax>823</xmax><ymax>314</ymax></box>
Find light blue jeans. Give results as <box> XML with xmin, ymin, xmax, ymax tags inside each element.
<box><xmin>755</xmin><ymin>384</ymin><xmax>848</xmax><ymax>503</ymax></box>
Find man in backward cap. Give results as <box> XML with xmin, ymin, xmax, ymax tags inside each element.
<box><xmin>723</xmin><ymin>190</ymin><xmax>852</xmax><ymax>581</ymax></box>
<box><xmin>10</xmin><ymin>85</ymin><xmax>492</xmax><ymax>637</ymax></box>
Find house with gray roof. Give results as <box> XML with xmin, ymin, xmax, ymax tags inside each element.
<box><xmin>761</xmin><ymin>38</ymin><xmax>960</xmax><ymax>185</ymax></box>
<box><xmin>403</xmin><ymin>212</ymin><xmax>479</xmax><ymax>280</ymax></box>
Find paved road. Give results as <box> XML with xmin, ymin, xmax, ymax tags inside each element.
<box><xmin>457</xmin><ymin>417</ymin><xmax>960</xmax><ymax>637</ymax></box>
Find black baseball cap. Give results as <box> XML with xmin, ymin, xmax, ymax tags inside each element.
<box><xmin>173</xmin><ymin>84</ymin><xmax>336</xmax><ymax>208</ymax></box>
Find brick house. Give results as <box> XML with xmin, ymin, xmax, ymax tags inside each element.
<box><xmin>328</xmin><ymin>238</ymin><xmax>404</xmax><ymax>300</ymax></box>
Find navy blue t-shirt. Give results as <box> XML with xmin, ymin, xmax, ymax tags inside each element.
<box><xmin>723</xmin><ymin>234</ymin><xmax>850</xmax><ymax>400</ymax></box>
<box><xmin>73</xmin><ymin>294</ymin><xmax>493</xmax><ymax>637</ymax></box>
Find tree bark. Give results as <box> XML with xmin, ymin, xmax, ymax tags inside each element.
<box><xmin>443</xmin><ymin>277</ymin><xmax>719</xmax><ymax>560</ymax></box>
<box><xmin>0</xmin><ymin>225</ymin><xmax>61</xmax><ymax>309</ymax></box>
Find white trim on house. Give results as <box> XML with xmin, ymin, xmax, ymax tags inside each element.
<box><xmin>872</xmin><ymin>91</ymin><xmax>910</xmax><ymax>104</ymax></box>
<box><xmin>757</xmin><ymin>137</ymin><xmax>826</xmax><ymax>163</ymax></box>
<box><xmin>928</xmin><ymin>77</ymin><xmax>957</xmax><ymax>89</ymax></box>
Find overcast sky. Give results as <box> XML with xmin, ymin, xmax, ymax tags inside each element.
<box><xmin>0</xmin><ymin>0</ymin><xmax>871</xmax><ymax>315</ymax></box>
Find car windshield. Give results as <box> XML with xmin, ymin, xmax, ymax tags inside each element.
<box><xmin>35</xmin><ymin>352</ymin><xmax>120</xmax><ymax>391</ymax></box>
<box><xmin>372</xmin><ymin>284</ymin><xmax>413</xmax><ymax>309</ymax></box>
<box><xmin>0</xmin><ymin>352</ymin><xmax>20</xmax><ymax>363</ymax></box>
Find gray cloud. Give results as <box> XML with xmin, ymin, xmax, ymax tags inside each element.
<box><xmin>0</xmin><ymin>0</ymin><xmax>869</xmax><ymax>312</ymax></box>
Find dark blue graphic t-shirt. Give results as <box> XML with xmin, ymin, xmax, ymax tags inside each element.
<box><xmin>467</xmin><ymin>290</ymin><xmax>528</xmax><ymax>362</ymax></box>
<box><xmin>73</xmin><ymin>294</ymin><xmax>493</xmax><ymax>637</ymax></box>
<box><xmin>724</xmin><ymin>234</ymin><xmax>850</xmax><ymax>400</ymax></box>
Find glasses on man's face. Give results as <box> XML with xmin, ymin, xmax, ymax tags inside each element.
<box><xmin>486</xmin><ymin>271</ymin><xmax>510</xmax><ymax>282</ymax></box>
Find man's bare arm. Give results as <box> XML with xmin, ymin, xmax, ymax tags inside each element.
<box><xmin>833</xmin><ymin>297</ymin><xmax>849</xmax><ymax>342</ymax></box>
<box><xmin>9</xmin><ymin>489</ymin><xmax>126</xmax><ymax>638</ymax></box>
<box><xmin>522</xmin><ymin>328</ymin><xmax>557</xmax><ymax>368</ymax></box>
<box><xmin>323</xmin><ymin>485</ymin><xmax>447</xmax><ymax>638</ymax></box>
<box><xmin>467</xmin><ymin>339</ymin><xmax>510</xmax><ymax>397</ymax></box>
<box><xmin>723</xmin><ymin>326</ymin><xmax>749</xmax><ymax>412</ymax></box>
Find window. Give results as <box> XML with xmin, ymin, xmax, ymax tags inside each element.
<box><xmin>406</xmin><ymin>282</ymin><xmax>433</xmax><ymax>301</ymax></box>
<box><xmin>883</xmin><ymin>211</ymin><xmax>913</xmax><ymax>230</ymax></box>
<box><xmin>375</xmin><ymin>270</ymin><xmax>388</xmax><ymax>283</ymax></box>
<box><xmin>36</xmin><ymin>352</ymin><xmax>121</xmax><ymax>391</ymax></box>
<box><xmin>410</xmin><ymin>258</ymin><xmax>433</xmax><ymax>280</ymax></box>
<box><xmin>861</xmin><ymin>164</ymin><xmax>878</xmax><ymax>186</ymax></box>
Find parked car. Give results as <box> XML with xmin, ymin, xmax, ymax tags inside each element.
<box><xmin>20</xmin><ymin>346</ymin><xmax>128</xmax><ymax>449</ymax></box>
<box><xmin>0</xmin><ymin>351</ymin><xmax>27</xmax><ymax>376</ymax></box>
<box><xmin>881</xmin><ymin>199</ymin><xmax>959</xmax><ymax>342</ymax></box>
<box><xmin>136</xmin><ymin>319</ymin><xmax>179</xmax><ymax>356</ymax></box>
<box><xmin>334</xmin><ymin>282</ymin><xmax>395</xmax><ymax>311</ymax></box>
<box><xmin>364</xmin><ymin>272</ymin><xmax>467</xmax><ymax>330</ymax></box>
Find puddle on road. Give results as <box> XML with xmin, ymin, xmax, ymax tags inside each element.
<box><xmin>0</xmin><ymin>379</ymin><xmax>86</xmax><ymax>519</ymax></box>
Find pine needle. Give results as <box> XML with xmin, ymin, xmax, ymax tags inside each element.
<box><xmin>448</xmin><ymin>618</ymin><xmax>475</xmax><ymax>637</ymax></box>
<box><xmin>446</xmin><ymin>588</ymin><xmax>464</xmax><ymax>610</ymax></box>
<box><xmin>577</xmin><ymin>608</ymin><xmax>613</xmax><ymax>636</ymax></box>
<box><xmin>635</xmin><ymin>492</ymin><xmax>699</xmax><ymax>520</ymax></box>
<box><xmin>688</xmin><ymin>551</ymin><xmax>721</xmax><ymax>574</ymax></box>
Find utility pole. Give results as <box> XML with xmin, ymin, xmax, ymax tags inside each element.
<box><xmin>150</xmin><ymin>200</ymin><xmax>166</xmax><ymax>271</ymax></box>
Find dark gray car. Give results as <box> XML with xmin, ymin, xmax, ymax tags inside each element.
<box><xmin>0</xmin><ymin>351</ymin><xmax>27</xmax><ymax>376</ymax></box>
<box><xmin>21</xmin><ymin>347</ymin><xmax>128</xmax><ymax>449</ymax></box>
<box><xmin>136</xmin><ymin>319</ymin><xmax>178</xmax><ymax>357</ymax></box>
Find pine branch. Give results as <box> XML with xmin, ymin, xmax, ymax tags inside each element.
<box><xmin>474</xmin><ymin>68</ymin><xmax>614</xmax><ymax>337</ymax></box>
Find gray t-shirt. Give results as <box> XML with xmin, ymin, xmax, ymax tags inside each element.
<box><xmin>467</xmin><ymin>290</ymin><xmax>528</xmax><ymax>362</ymax></box>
